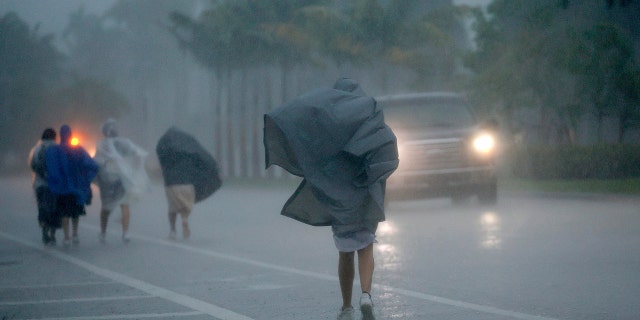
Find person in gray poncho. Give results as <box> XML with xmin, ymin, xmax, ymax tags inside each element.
<box><xmin>264</xmin><ymin>78</ymin><xmax>399</xmax><ymax>320</ymax></box>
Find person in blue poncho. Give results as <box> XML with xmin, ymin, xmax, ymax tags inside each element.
<box><xmin>46</xmin><ymin>125</ymin><xmax>98</xmax><ymax>246</ymax></box>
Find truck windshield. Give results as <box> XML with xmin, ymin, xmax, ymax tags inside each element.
<box><xmin>383</xmin><ymin>99</ymin><xmax>476</xmax><ymax>130</ymax></box>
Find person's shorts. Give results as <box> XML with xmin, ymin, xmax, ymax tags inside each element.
<box><xmin>165</xmin><ymin>184</ymin><xmax>195</xmax><ymax>214</ymax></box>
<box><xmin>333</xmin><ymin>230</ymin><xmax>377</xmax><ymax>252</ymax></box>
<box><xmin>99</xmin><ymin>179</ymin><xmax>126</xmax><ymax>211</ymax></box>
<box><xmin>57</xmin><ymin>194</ymin><xmax>86</xmax><ymax>218</ymax></box>
<box><xmin>36</xmin><ymin>186</ymin><xmax>61</xmax><ymax>228</ymax></box>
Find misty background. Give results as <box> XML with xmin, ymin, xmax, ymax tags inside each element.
<box><xmin>1</xmin><ymin>0</ymin><xmax>639</xmax><ymax>181</ymax></box>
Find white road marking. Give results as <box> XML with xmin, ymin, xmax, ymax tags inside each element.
<box><xmin>0</xmin><ymin>281</ymin><xmax>114</xmax><ymax>289</ymax></box>
<box><xmin>380</xmin><ymin>285</ymin><xmax>559</xmax><ymax>320</ymax></box>
<box><xmin>2</xmin><ymin>225</ymin><xmax>563</xmax><ymax>320</ymax></box>
<box><xmin>0</xmin><ymin>231</ymin><xmax>254</xmax><ymax>320</ymax></box>
<box><xmin>0</xmin><ymin>295</ymin><xmax>153</xmax><ymax>306</ymax></box>
<box><xmin>124</xmin><ymin>229</ymin><xmax>564</xmax><ymax>320</ymax></box>
<box><xmin>21</xmin><ymin>311</ymin><xmax>204</xmax><ymax>320</ymax></box>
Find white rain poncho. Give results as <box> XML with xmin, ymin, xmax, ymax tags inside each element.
<box><xmin>93</xmin><ymin>119</ymin><xmax>150</xmax><ymax>211</ymax></box>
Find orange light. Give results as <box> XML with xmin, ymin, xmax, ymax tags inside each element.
<box><xmin>70</xmin><ymin>137</ymin><xmax>80</xmax><ymax>146</ymax></box>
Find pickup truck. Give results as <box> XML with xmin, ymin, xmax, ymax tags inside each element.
<box><xmin>378</xmin><ymin>92</ymin><xmax>498</xmax><ymax>204</ymax></box>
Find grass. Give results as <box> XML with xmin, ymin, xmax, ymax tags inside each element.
<box><xmin>205</xmin><ymin>176</ymin><xmax>640</xmax><ymax>196</ymax></box>
<box><xmin>227</xmin><ymin>176</ymin><xmax>640</xmax><ymax>196</ymax></box>
<box><xmin>500</xmin><ymin>177</ymin><xmax>640</xmax><ymax>195</ymax></box>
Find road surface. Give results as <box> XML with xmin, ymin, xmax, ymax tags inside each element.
<box><xmin>1</xmin><ymin>176</ymin><xmax>639</xmax><ymax>320</ymax></box>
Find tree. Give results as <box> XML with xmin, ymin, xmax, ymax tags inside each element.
<box><xmin>616</xmin><ymin>64</ymin><xmax>640</xmax><ymax>142</ymax></box>
<box><xmin>62</xmin><ymin>7</ymin><xmax>128</xmax><ymax>82</ymax></box>
<box><xmin>568</xmin><ymin>24</ymin><xmax>635</xmax><ymax>142</ymax></box>
<box><xmin>466</xmin><ymin>0</ymin><xmax>640</xmax><ymax>145</ymax></box>
<box><xmin>169</xmin><ymin>0</ymin><xmax>330</xmax><ymax>177</ymax></box>
<box><xmin>49</xmin><ymin>78</ymin><xmax>130</xmax><ymax>124</ymax></box>
<box><xmin>0</xmin><ymin>12</ymin><xmax>62</xmax><ymax>168</ymax></box>
<box><xmin>167</xmin><ymin>0</ymin><xmax>479</xmax><ymax>177</ymax></box>
<box><xmin>561</xmin><ymin>0</ymin><xmax>635</xmax><ymax>8</ymax></box>
<box><xmin>345</xmin><ymin>0</ymin><xmax>470</xmax><ymax>91</ymax></box>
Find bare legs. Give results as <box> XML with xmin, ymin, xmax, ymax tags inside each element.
<box><xmin>121</xmin><ymin>205</ymin><xmax>130</xmax><ymax>237</ymax></box>
<box><xmin>339</xmin><ymin>251</ymin><xmax>355</xmax><ymax>309</ymax></box>
<box><xmin>168</xmin><ymin>211</ymin><xmax>177</xmax><ymax>235</ymax></box>
<box><xmin>100</xmin><ymin>204</ymin><xmax>131</xmax><ymax>242</ymax></box>
<box><xmin>358</xmin><ymin>244</ymin><xmax>374</xmax><ymax>293</ymax></box>
<box><xmin>100</xmin><ymin>210</ymin><xmax>109</xmax><ymax>236</ymax></box>
<box><xmin>62</xmin><ymin>216</ymin><xmax>79</xmax><ymax>242</ymax></box>
<box><xmin>338</xmin><ymin>243</ymin><xmax>375</xmax><ymax>310</ymax></box>
<box><xmin>168</xmin><ymin>210</ymin><xmax>190</xmax><ymax>240</ymax></box>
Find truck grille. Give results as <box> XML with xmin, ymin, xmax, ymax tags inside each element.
<box><xmin>399</xmin><ymin>138</ymin><xmax>466</xmax><ymax>172</ymax></box>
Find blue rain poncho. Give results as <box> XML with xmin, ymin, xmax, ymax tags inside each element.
<box><xmin>45</xmin><ymin>125</ymin><xmax>98</xmax><ymax>206</ymax></box>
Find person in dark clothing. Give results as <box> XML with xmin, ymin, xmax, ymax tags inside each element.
<box><xmin>156</xmin><ymin>127</ymin><xmax>221</xmax><ymax>240</ymax></box>
<box><xmin>264</xmin><ymin>78</ymin><xmax>398</xmax><ymax>320</ymax></box>
<box><xmin>46</xmin><ymin>125</ymin><xmax>98</xmax><ymax>246</ymax></box>
<box><xmin>28</xmin><ymin>128</ymin><xmax>61</xmax><ymax>245</ymax></box>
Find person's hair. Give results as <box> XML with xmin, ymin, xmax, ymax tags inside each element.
<box><xmin>41</xmin><ymin>128</ymin><xmax>56</xmax><ymax>140</ymax></box>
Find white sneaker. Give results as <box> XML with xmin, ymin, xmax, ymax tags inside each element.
<box><xmin>337</xmin><ymin>307</ymin><xmax>354</xmax><ymax>320</ymax></box>
<box><xmin>360</xmin><ymin>292</ymin><xmax>375</xmax><ymax>320</ymax></box>
<box><xmin>122</xmin><ymin>234</ymin><xmax>130</xmax><ymax>244</ymax></box>
<box><xmin>99</xmin><ymin>233</ymin><xmax>106</xmax><ymax>244</ymax></box>
<box><xmin>168</xmin><ymin>231</ymin><xmax>177</xmax><ymax>240</ymax></box>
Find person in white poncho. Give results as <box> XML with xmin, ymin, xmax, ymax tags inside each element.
<box><xmin>93</xmin><ymin>119</ymin><xmax>150</xmax><ymax>243</ymax></box>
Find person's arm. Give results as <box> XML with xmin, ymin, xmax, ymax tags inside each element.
<box><xmin>29</xmin><ymin>147</ymin><xmax>39</xmax><ymax>172</ymax></box>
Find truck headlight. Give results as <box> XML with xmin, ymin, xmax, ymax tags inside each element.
<box><xmin>473</xmin><ymin>133</ymin><xmax>495</xmax><ymax>155</ymax></box>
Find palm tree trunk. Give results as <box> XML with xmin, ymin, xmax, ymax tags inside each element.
<box><xmin>220</xmin><ymin>68</ymin><xmax>231</xmax><ymax>177</ymax></box>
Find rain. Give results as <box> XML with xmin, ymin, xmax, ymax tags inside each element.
<box><xmin>1</xmin><ymin>1</ymin><xmax>639</xmax><ymax>319</ymax></box>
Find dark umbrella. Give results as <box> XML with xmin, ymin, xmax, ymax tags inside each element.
<box><xmin>156</xmin><ymin>127</ymin><xmax>221</xmax><ymax>202</ymax></box>
<box><xmin>263</xmin><ymin>78</ymin><xmax>399</xmax><ymax>236</ymax></box>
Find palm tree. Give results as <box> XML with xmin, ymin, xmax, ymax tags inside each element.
<box><xmin>170</xmin><ymin>0</ymin><xmax>329</xmax><ymax>178</ymax></box>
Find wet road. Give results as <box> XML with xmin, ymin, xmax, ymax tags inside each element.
<box><xmin>1</xmin><ymin>176</ymin><xmax>639</xmax><ymax>320</ymax></box>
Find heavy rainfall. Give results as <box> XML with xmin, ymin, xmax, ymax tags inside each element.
<box><xmin>1</xmin><ymin>1</ymin><xmax>639</xmax><ymax>320</ymax></box>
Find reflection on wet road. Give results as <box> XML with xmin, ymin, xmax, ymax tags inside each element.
<box><xmin>381</xmin><ymin>194</ymin><xmax>640</xmax><ymax>319</ymax></box>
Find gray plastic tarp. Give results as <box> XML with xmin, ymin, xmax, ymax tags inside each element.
<box><xmin>264</xmin><ymin>79</ymin><xmax>398</xmax><ymax>236</ymax></box>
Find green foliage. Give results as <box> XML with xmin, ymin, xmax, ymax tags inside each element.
<box><xmin>170</xmin><ymin>0</ymin><xmax>329</xmax><ymax>72</ymax></box>
<box><xmin>0</xmin><ymin>12</ymin><xmax>62</xmax><ymax>162</ymax></box>
<box><xmin>465</xmin><ymin>0</ymin><xmax>640</xmax><ymax>144</ymax></box>
<box><xmin>501</xmin><ymin>177</ymin><xmax>640</xmax><ymax>195</ymax></box>
<box><xmin>168</xmin><ymin>0</ymin><xmax>469</xmax><ymax>89</ymax></box>
<box><xmin>0</xmin><ymin>11</ymin><xmax>135</xmax><ymax>174</ymax></box>
<box><xmin>49</xmin><ymin>78</ymin><xmax>131</xmax><ymax>124</ymax></box>
<box><xmin>509</xmin><ymin>144</ymin><xmax>640</xmax><ymax>179</ymax></box>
